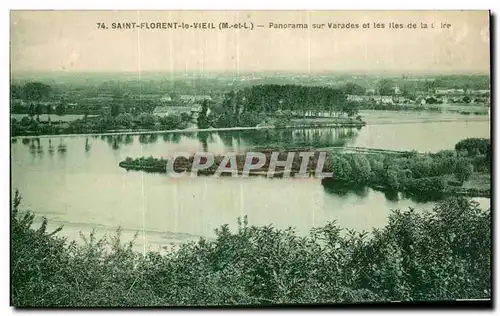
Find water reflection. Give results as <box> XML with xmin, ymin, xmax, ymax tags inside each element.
<box><xmin>28</xmin><ymin>139</ymin><xmax>41</xmax><ymax>156</ymax></box>
<box><xmin>28</xmin><ymin>139</ymin><xmax>35</xmax><ymax>154</ymax></box>
<box><xmin>112</xmin><ymin>138</ymin><xmax>120</xmax><ymax>150</ymax></box>
<box><xmin>231</xmin><ymin>127</ymin><xmax>357</xmax><ymax>150</ymax></box>
<box><xmin>162</xmin><ymin>133</ymin><xmax>170</xmax><ymax>142</ymax></box>
<box><xmin>383</xmin><ymin>189</ymin><xmax>400</xmax><ymax>202</ymax></box>
<box><xmin>57</xmin><ymin>138</ymin><xmax>67</xmax><ymax>155</ymax></box>
<box><xmin>15</xmin><ymin>127</ymin><xmax>360</xmax><ymax>159</ymax></box>
<box><xmin>171</xmin><ymin>133</ymin><xmax>181</xmax><ymax>144</ymax></box>
<box><xmin>321</xmin><ymin>178</ymin><xmax>369</xmax><ymax>198</ymax></box>
<box><xmin>125</xmin><ymin>134</ymin><xmax>133</xmax><ymax>145</ymax></box>
<box><xmin>149</xmin><ymin>134</ymin><xmax>158</xmax><ymax>144</ymax></box>
<box><xmin>197</xmin><ymin>132</ymin><xmax>209</xmax><ymax>152</ymax></box>
<box><xmin>85</xmin><ymin>138</ymin><xmax>91</xmax><ymax>152</ymax></box>
<box><xmin>218</xmin><ymin>133</ymin><xmax>234</xmax><ymax>149</ymax></box>
<box><xmin>321</xmin><ymin>177</ymin><xmax>447</xmax><ymax>203</ymax></box>
<box><xmin>401</xmin><ymin>192</ymin><xmax>447</xmax><ymax>204</ymax></box>
<box><xmin>48</xmin><ymin>139</ymin><xmax>55</xmax><ymax>156</ymax></box>
<box><xmin>138</xmin><ymin>134</ymin><xmax>149</xmax><ymax>144</ymax></box>
<box><xmin>35</xmin><ymin>138</ymin><xmax>43</xmax><ymax>156</ymax></box>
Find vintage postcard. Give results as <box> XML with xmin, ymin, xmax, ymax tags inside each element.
<box><xmin>10</xmin><ymin>10</ymin><xmax>491</xmax><ymax>307</ymax></box>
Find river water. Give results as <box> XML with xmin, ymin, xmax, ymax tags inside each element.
<box><xmin>11</xmin><ymin>111</ymin><xmax>491</xmax><ymax>252</ymax></box>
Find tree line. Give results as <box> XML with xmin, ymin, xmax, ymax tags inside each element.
<box><xmin>193</xmin><ymin>84</ymin><xmax>361</xmax><ymax>129</ymax></box>
<box><xmin>222</xmin><ymin>84</ymin><xmax>358</xmax><ymax>117</ymax></box>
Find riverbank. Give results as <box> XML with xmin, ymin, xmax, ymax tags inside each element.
<box><xmin>11</xmin><ymin>115</ymin><xmax>491</xmax><ymax>140</ymax></box>
<box><xmin>10</xmin><ymin>118</ymin><xmax>365</xmax><ymax>139</ymax></box>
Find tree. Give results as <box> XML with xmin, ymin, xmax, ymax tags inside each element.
<box><xmin>20</xmin><ymin>116</ymin><xmax>31</xmax><ymax>126</ymax></box>
<box><xmin>35</xmin><ymin>103</ymin><xmax>43</xmax><ymax>122</ymax></box>
<box><xmin>409</xmin><ymin>157</ymin><xmax>434</xmax><ymax>178</ymax></box>
<box><xmin>28</xmin><ymin>103</ymin><xmax>36</xmax><ymax>118</ymax></box>
<box><xmin>23</xmin><ymin>82</ymin><xmax>51</xmax><ymax>102</ymax></box>
<box><xmin>454</xmin><ymin>159</ymin><xmax>474</xmax><ymax>183</ymax></box>
<box><xmin>426</xmin><ymin>97</ymin><xmax>439</xmax><ymax>104</ymax></box>
<box><xmin>115</xmin><ymin>113</ymin><xmax>134</xmax><ymax>128</ymax></box>
<box><xmin>342</xmin><ymin>83</ymin><xmax>366</xmax><ymax>95</ymax></box>
<box><xmin>400</xmin><ymin>83</ymin><xmax>417</xmax><ymax>100</ymax></box>
<box><xmin>330</xmin><ymin>155</ymin><xmax>352</xmax><ymax>181</ymax></box>
<box><xmin>349</xmin><ymin>155</ymin><xmax>372</xmax><ymax>182</ymax></box>
<box><xmin>55</xmin><ymin>104</ymin><xmax>66</xmax><ymax>116</ymax></box>
<box><xmin>10</xmin><ymin>84</ymin><xmax>23</xmax><ymax>99</ymax></box>
<box><xmin>386</xmin><ymin>167</ymin><xmax>400</xmax><ymax>190</ymax></box>
<box><xmin>239</xmin><ymin>112</ymin><xmax>262</xmax><ymax>127</ymax></box>
<box><xmin>377</xmin><ymin>79</ymin><xmax>395</xmax><ymax>96</ymax></box>
<box><xmin>368</xmin><ymin>156</ymin><xmax>385</xmax><ymax>182</ymax></box>
<box><xmin>180</xmin><ymin>112</ymin><xmax>191</xmax><ymax>123</ymax></box>
<box><xmin>136</xmin><ymin>113</ymin><xmax>158</xmax><ymax>129</ymax></box>
<box><xmin>24</xmin><ymin>82</ymin><xmax>51</xmax><ymax>119</ymax></box>
<box><xmin>435</xmin><ymin>156</ymin><xmax>458</xmax><ymax>175</ymax></box>
<box><xmin>455</xmin><ymin>138</ymin><xmax>490</xmax><ymax>156</ymax></box>
<box><xmin>197</xmin><ymin>100</ymin><xmax>210</xmax><ymax>129</ymax></box>
<box><xmin>340</xmin><ymin>101</ymin><xmax>359</xmax><ymax>117</ymax></box>
<box><xmin>160</xmin><ymin>115</ymin><xmax>182</xmax><ymax>130</ymax></box>
<box><xmin>110</xmin><ymin>103</ymin><xmax>121</xmax><ymax>117</ymax></box>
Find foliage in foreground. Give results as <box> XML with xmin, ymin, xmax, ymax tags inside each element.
<box><xmin>11</xmin><ymin>191</ymin><xmax>490</xmax><ymax>307</ymax></box>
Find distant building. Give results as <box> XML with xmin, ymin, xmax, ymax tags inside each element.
<box><xmin>392</xmin><ymin>96</ymin><xmax>408</xmax><ymax>104</ymax></box>
<box><xmin>435</xmin><ymin>89</ymin><xmax>450</xmax><ymax>95</ymax></box>
<box><xmin>435</xmin><ymin>88</ymin><xmax>465</xmax><ymax>95</ymax></box>
<box><xmin>160</xmin><ymin>94</ymin><xmax>173</xmax><ymax>102</ymax></box>
<box><xmin>132</xmin><ymin>94</ymin><xmax>163</xmax><ymax>101</ymax></box>
<box><xmin>81</xmin><ymin>97</ymin><xmax>114</xmax><ymax>102</ymax></box>
<box><xmin>380</xmin><ymin>96</ymin><xmax>394</xmax><ymax>104</ymax></box>
<box><xmin>467</xmin><ymin>89</ymin><xmax>490</xmax><ymax>96</ymax></box>
<box><xmin>365</xmin><ymin>88</ymin><xmax>376</xmax><ymax>95</ymax></box>
<box><xmin>347</xmin><ymin>95</ymin><xmax>364</xmax><ymax>102</ymax></box>
<box><xmin>153</xmin><ymin>105</ymin><xmax>210</xmax><ymax>119</ymax></box>
<box><xmin>153</xmin><ymin>106</ymin><xmax>192</xmax><ymax>118</ymax></box>
<box><xmin>179</xmin><ymin>95</ymin><xmax>212</xmax><ymax>103</ymax></box>
<box><xmin>416</xmin><ymin>96</ymin><xmax>427</xmax><ymax>105</ymax></box>
<box><xmin>190</xmin><ymin>103</ymin><xmax>211</xmax><ymax>119</ymax></box>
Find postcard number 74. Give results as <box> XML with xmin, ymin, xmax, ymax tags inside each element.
<box><xmin>97</xmin><ymin>22</ymin><xmax>108</xmax><ymax>30</ymax></box>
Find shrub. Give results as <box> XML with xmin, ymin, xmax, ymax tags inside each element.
<box><xmin>11</xmin><ymin>191</ymin><xmax>491</xmax><ymax>306</ymax></box>
<box><xmin>455</xmin><ymin>138</ymin><xmax>490</xmax><ymax>157</ymax></box>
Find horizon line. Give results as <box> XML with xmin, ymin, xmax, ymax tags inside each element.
<box><xmin>10</xmin><ymin>69</ymin><xmax>491</xmax><ymax>76</ymax></box>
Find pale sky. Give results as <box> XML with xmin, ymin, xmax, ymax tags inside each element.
<box><xmin>10</xmin><ymin>10</ymin><xmax>490</xmax><ymax>74</ymax></box>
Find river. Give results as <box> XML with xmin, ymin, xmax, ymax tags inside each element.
<box><xmin>11</xmin><ymin>111</ymin><xmax>491</xmax><ymax>252</ymax></box>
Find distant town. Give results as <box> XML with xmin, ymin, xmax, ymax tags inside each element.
<box><xmin>10</xmin><ymin>73</ymin><xmax>490</xmax><ymax>136</ymax></box>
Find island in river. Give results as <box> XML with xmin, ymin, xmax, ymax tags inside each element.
<box><xmin>119</xmin><ymin>138</ymin><xmax>491</xmax><ymax>200</ymax></box>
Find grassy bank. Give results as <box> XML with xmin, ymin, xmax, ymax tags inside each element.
<box><xmin>11</xmin><ymin>191</ymin><xmax>491</xmax><ymax>306</ymax></box>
